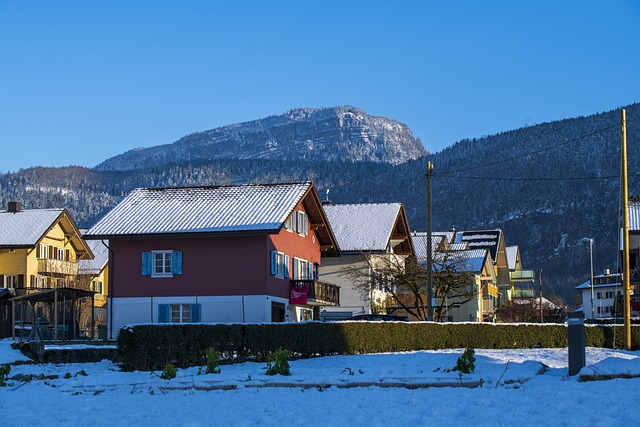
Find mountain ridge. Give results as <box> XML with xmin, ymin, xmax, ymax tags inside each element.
<box><xmin>2</xmin><ymin>103</ymin><xmax>639</xmax><ymax>304</ymax></box>
<box><xmin>94</xmin><ymin>106</ymin><xmax>427</xmax><ymax>171</ymax></box>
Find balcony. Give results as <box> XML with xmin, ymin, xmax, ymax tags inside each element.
<box><xmin>37</xmin><ymin>259</ymin><xmax>78</xmax><ymax>276</ymax></box>
<box><xmin>290</xmin><ymin>280</ymin><xmax>340</xmax><ymax>306</ymax></box>
<box><xmin>510</xmin><ymin>270</ymin><xmax>535</xmax><ymax>282</ymax></box>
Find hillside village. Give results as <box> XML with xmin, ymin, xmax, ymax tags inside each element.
<box><xmin>4</xmin><ymin>177</ymin><xmax>637</xmax><ymax>342</ymax></box>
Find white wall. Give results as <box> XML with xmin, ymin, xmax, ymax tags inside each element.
<box><xmin>107</xmin><ymin>295</ymin><xmax>290</xmax><ymax>338</ymax></box>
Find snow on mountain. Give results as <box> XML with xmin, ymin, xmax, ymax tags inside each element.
<box><xmin>94</xmin><ymin>106</ymin><xmax>427</xmax><ymax>172</ymax></box>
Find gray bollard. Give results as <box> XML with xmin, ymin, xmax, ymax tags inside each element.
<box><xmin>567</xmin><ymin>312</ymin><xmax>586</xmax><ymax>376</ymax></box>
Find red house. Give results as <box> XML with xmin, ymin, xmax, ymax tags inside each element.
<box><xmin>85</xmin><ymin>182</ymin><xmax>340</xmax><ymax>338</ymax></box>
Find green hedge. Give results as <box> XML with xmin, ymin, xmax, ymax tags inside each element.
<box><xmin>117</xmin><ymin>322</ymin><xmax>640</xmax><ymax>371</ymax></box>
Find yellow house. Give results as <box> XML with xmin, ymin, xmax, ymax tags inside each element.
<box><xmin>78</xmin><ymin>236</ymin><xmax>109</xmax><ymax>330</ymax></box>
<box><xmin>0</xmin><ymin>201</ymin><xmax>94</xmax><ymax>339</ymax></box>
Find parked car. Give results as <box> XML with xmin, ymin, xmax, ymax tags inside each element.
<box><xmin>347</xmin><ymin>314</ymin><xmax>409</xmax><ymax>322</ymax></box>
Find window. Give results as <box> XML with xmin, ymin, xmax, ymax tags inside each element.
<box><xmin>270</xmin><ymin>251</ymin><xmax>290</xmax><ymax>279</ymax></box>
<box><xmin>38</xmin><ymin>244</ymin><xmax>50</xmax><ymax>259</ymax></box>
<box><xmin>3</xmin><ymin>274</ymin><xmax>22</xmax><ymax>288</ymax></box>
<box><xmin>29</xmin><ymin>275</ymin><xmax>46</xmax><ymax>288</ymax></box>
<box><xmin>92</xmin><ymin>281</ymin><xmax>103</xmax><ymax>294</ymax></box>
<box><xmin>293</xmin><ymin>258</ymin><xmax>313</xmax><ymax>280</ymax></box>
<box><xmin>284</xmin><ymin>210</ymin><xmax>308</xmax><ymax>237</ymax></box>
<box><xmin>142</xmin><ymin>251</ymin><xmax>182</xmax><ymax>277</ymax></box>
<box><xmin>57</xmin><ymin>248</ymin><xmax>66</xmax><ymax>261</ymax></box>
<box><xmin>154</xmin><ymin>251</ymin><xmax>172</xmax><ymax>275</ymax></box>
<box><xmin>158</xmin><ymin>304</ymin><xmax>201</xmax><ymax>323</ymax></box>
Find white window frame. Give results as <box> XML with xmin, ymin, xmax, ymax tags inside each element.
<box><xmin>39</xmin><ymin>244</ymin><xmax>50</xmax><ymax>259</ymax></box>
<box><xmin>4</xmin><ymin>275</ymin><xmax>18</xmax><ymax>287</ymax></box>
<box><xmin>152</xmin><ymin>250</ymin><xmax>173</xmax><ymax>277</ymax></box>
<box><xmin>171</xmin><ymin>304</ymin><xmax>191</xmax><ymax>323</ymax></box>
<box><xmin>57</xmin><ymin>247</ymin><xmax>66</xmax><ymax>261</ymax></box>
<box><xmin>293</xmin><ymin>257</ymin><xmax>311</xmax><ymax>280</ymax></box>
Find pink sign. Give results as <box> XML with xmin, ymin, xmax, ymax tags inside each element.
<box><xmin>289</xmin><ymin>283</ymin><xmax>309</xmax><ymax>305</ymax></box>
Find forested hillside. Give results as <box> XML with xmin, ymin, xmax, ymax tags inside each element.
<box><xmin>1</xmin><ymin>104</ymin><xmax>638</xmax><ymax>304</ymax></box>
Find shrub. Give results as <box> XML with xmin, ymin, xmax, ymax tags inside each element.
<box><xmin>453</xmin><ymin>347</ymin><xmax>476</xmax><ymax>374</ymax></box>
<box><xmin>266</xmin><ymin>347</ymin><xmax>290</xmax><ymax>376</ymax></box>
<box><xmin>205</xmin><ymin>347</ymin><xmax>221</xmax><ymax>374</ymax></box>
<box><xmin>161</xmin><ymin>363</ymin><xmax>177</xmax><ymax>380</ymax></box>
<box><xmin>0</xmin><ymin>364</ymin><xmax>10</xmax><ymax>386</ymax></box>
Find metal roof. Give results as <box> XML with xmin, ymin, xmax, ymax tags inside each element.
<box><xmin>78</xmin><ymin>238</ymin><xmax>109</xmax><ymax>275</ymax></box>
<box><xmin>434</xmin><ymin>248</ymin><xmax>489</xmax><ymax>274</ymax></box>
<box><xmin>630</xmin><ymin>202</ymin><xmax>640</xmax><ymax>231</ymax></box>
<box><xmin>506</xmin><ymin>245</ymin><xmax>519</xmax><ymax>270</ymax></box>
<box><xmin>411</xmin><ymin>232</ymin><xmax>445</xmax><ymax>261</ymax></box>
<box><xmin>323</xmin><ymin>203</ymin><xmax>402</xmax><ymax>252</ymax></box>
<box><xmin>0</xmin><ymin>209</ymin><xmax>64</xmax><ymax>247</ymax></box>
<box><xmin>85</xmin><ymin>182</ymin><xmax>313</xmax><ymax>238</ymax></box>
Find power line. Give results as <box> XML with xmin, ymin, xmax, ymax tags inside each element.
<box><xmin>436</xmin><ymin>123</ymin><xmax>619</xmax><ymax>176</ymax></box>
<box><xmin>433</xmin><ymin>172</ymin><xmax>640</xmax><ymax>182</ymax></box>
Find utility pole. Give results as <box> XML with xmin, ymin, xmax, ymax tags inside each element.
<box><xmin>621</xmin><ymin>108</ymin><xmax>631</xmax><ymax>350</ymax></box>
<box><xmin>426</xmin><ymin>161</ymin><xmax>434</xmax><ymax>321</ymax></box>
<box><xmin>539</xmin><ymin>269</ymin><xmax>543</xmax><ymax>323</ymax></box>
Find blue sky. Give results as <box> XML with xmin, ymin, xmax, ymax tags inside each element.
<box><xmin>0</xmin><ymin>1</ymin><xmax>638</xmax><ymax>173</ymax></box>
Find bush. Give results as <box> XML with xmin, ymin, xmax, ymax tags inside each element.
<box><xmin>266</xmin><ymin>347</ymin><xmax>290</xmax><ymax>376</ymax></box>
<box><xmin>161</xmin><ymin>363</ymin><xmax>177</xmax><ymax>380</ymax></box>
<box><xmin>453</xmin><ymin>348</ymin><xmax>476</xmax><ymax>374</ymax></box>
<box><xmin>0</xmin><ymin>364</ymin><xmax>10</xmax><ymax>386</ymax></box>
<box><xmin>116</xmin><ymin>322</ymin><xmax>640</xmax><ymax>371</ymax></box>
<box><xmin>205</xmin><ymin>347</ymin><xmax>221</xmax><ymax>374</ymax></box>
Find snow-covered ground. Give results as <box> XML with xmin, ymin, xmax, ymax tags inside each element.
<box><xmin>1</xmin><ymin>339</ymin><xmax>639</xmax><ymax>426</ymax></box>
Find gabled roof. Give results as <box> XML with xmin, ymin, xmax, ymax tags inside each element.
<box><xmin>323</xmin><ymin>203</ymin><xmax>413</xmax><ymax>255</ymax></box>
<box><xmin>0</xmin><ymin>208</ymin><xmax>64</xmax><ymax>247</ymax></box>
<box><xmin>85</xmin><ymin>182</ymin><xmax>340</xmax><ymax>256</ymax></box>
<box><xmin>506</xmin><ymin>245</ymin><xmax>519</xmax><ymax>270</ymax></box>
<box><xmin>0</xmin><ymin>207</ymin><xmax>92</xmax><ymax>258</ymax></box>
<box><xmin>454</xmin><ymin>229</ymin><xmax>503</xmax><ymax>264</ymax></box>
<box><xmin>411</xmin><ymin>232</ymin><xmax>446</xmax><ymax>262</ymax></box>
<box><xmin>78</xmin><ymin>238</ymin><xmax>109</xmax><ymax>275</ymax></box>
<box><xmin>435</xmin><ymin>248</ymin><xmax>491</xmax><ymax>275</ymax></box>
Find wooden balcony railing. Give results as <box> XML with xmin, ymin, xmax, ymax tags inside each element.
<box><xmin>290</xmin><ymin>280</ymin><xmax>340</xmax><ymax>306</ymax></box>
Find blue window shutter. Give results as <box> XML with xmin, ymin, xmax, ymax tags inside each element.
<box><xmin>172</xmin><ymin>251</ymin><xmax>183</xmax><ymax>275</ymax></box>
<box><xmin>142</xmin><ymin>252</ymin><xmax>152</xmax><ymax>276</ymax></box>
<box><xmin>284</xmin><ymin>255</ymin><xmax>290</xmax><ymax>278</ymax></box>
<box><xmin>270</xmin><ymin>251</ymin><xmax>277</xmax><ymax>275</ymax></box>
<box><xmin>190</xmin><ymin>304</ymin><xmax>201</xmax><ymax>322</ymax></box>
<box><xmin>158</xmin><ymin>304</ymin><xmax>170</xmax><ymax>323</ymax></box>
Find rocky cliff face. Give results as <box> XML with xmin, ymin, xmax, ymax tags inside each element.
<box><xmin>94</xmin><ymin>106</ymin><xmax>428</xmax><ymax>171</ymax></box>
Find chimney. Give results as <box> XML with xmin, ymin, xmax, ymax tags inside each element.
<box><xmin>7</xmin><ymin>201</ymin><xmax>21</xmax><ymax>213</ymax></box>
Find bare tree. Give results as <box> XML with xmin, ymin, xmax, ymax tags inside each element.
<box><xmin>340</xmin><ymin>251</ymin><xmax>476</xmax><ymax>321</ymax></box>
<box><xmin>431</xmin><ymin>251</ymin><xmax>477</xmax><ymax>321</ymax></box>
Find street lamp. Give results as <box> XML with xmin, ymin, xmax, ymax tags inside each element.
<box><xmin>579</xmin><ymin>238</ymin><xmax>595</xmax><ymax>320</ymax></box>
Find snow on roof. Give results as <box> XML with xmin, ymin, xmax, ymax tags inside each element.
<box><xmin>0</xmin><ymin>208</ymin><xmax>63</xmax><ymax>247</ymax></box>
<box><xmin>506</xmin><ymin>245</ymin><xmax>519</xmax><ymax>270</ymax></box>
<box><xmin>85</xmin><ymin>182</ymin><xmax>312</xmax><ymax>238</ymax></box>
<box><xmin>78</xmin><ymin>238</ymin><xmax>109</xmax><ymax>275</ymax></box>
<box><xmin>454</xmin><ymin>229</ymin><xmax>502</xmax><ymax>262</ymax></box>
<box><xmin>513</xmin><ymin>296</ymin><xmax>561</xmax><ymax>310</ymax></box>
<box><xmin>630</xmin><ymin>201</ymin><xmax>640</xmax><ymax>231</ymax></box>
<box><xmin>411</xmin><ymin>232</ymin><xmax>445</xmax><ymax>261</ymax></box>
<box><xmin>435</xmin><ymin>249</ymin><xmax>488</xmax><ymax>274</ymax></box>
<box><xmin>323</xmin><ymin>203</ymin><xmax>402</xmax><ymax>252</ymax></box>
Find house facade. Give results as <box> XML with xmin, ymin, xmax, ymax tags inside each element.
<box><xmin>0</xmin><ymin>202</ymin><xmax>93</xmax><ymax>295</ymax></box>
<box><xmin>412</xmin><ymin>231</ymin><xmax>497</xmax><ymax>322</ymax></box>
<box><xmin>575</xmin><ymin>270</ymin><xmax>631</xmax><ymax>320</ymax></box>
<box><xmin>78</xmin><ymin>237</ymin><xmax>110</xmax><ymax>335</ymax></box>
<box><xmin>0</xmin><ymin>201</ymin><xmax>95</xmax><ymax>339</ymax></box>
<box><xmin>318</xmin><ymin>203</ymin><xmax>414</xmax><ymax>317</ymax></box>
<box><xmin>85</xmin><ymin>182</ymin><xmax>340</xmax><ymax>338</ymax></box>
